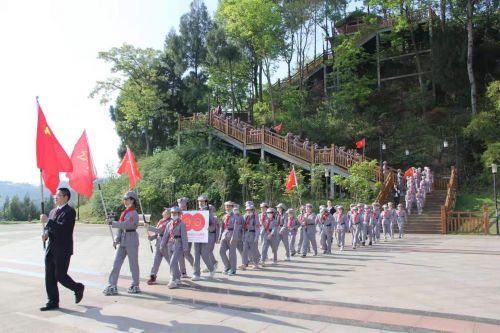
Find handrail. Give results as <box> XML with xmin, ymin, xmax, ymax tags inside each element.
<box><xmin>179</xmin><ymin>113</ymin><xmax>374</xmax><ymax>174</ymax></box>
<box><xmin>375</xmin><ymin>171</ymin><xmax>395</xmax><ymax>204</ymax></box>
<box><xmin>440</xmin><ymin>166</ymin><xmax>458</xmax><ymax>234</ymax></box>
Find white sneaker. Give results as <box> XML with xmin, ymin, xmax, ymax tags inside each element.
<box><xmin>202</xmin><ymin>267</ymin><xmax>210</xmax><ymax>273</ymax></box>
<box><xmin>167</xmin><ymin>281</ymin><xmax>178</xmax><ymax>289</ymax></box>
<box><xmin>340</xmin><ymin>246</ymin><xmax>344</xmax><ymax>251</ymax></box>
<box><xmin>209</xmin><ymin>269</ymin><xmax>216</xmax><ymax>278</ymax></box>
<box><xmin>272</xmin><ymin>260</ymin><xmax>278</xmax><ymax>265</ymax></box>
<box><xmin>191</xmin><ymin>275</ymin><xmax>201</xmax><ymax>281</ymax></box>
<box><xmin>127</xmin><ymin>285</ymin><xmax>141</xmax><ymax>294</ymax></box>
<box><xmin>284</xmin><ymin>257</ymin><xmax>291</xmax><ymax>261</ymax></box>
<box><xmin>103</xmin><ymin>285</ymin><xmax>118</xmax><ymax>296</ymax></box>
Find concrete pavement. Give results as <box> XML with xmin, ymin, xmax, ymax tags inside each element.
<box><xmin>1</xmin><ymin>223</ymin><xmax>499</xmax><ymax>332</ymax></box>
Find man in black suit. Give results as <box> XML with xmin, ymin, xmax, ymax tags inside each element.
<box><xmin>40</xmin><ymin>187</ymin><xmax>84</xmax><ymax>311</ymax></box>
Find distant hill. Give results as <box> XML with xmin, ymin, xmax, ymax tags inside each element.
<box><xmin>0</xmin><ymin>180</ymin><xmax>88</xmax><ymax>206</ymax></box>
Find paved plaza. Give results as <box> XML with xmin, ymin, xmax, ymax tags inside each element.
<box><xmin>0</xmin><ymin>223</ymin><xmax>499</xmax><ymax>333</ymax></box>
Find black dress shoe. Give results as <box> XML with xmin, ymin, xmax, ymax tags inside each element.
<box><xmin>75</xmin><ymin>283</ymin><xmax>85</xmax><ymax>304</ymax></box>
<box><xmin>40</xmin><ymin>304</ymin><xmax>59</xmax><ymax>311</ymax></box>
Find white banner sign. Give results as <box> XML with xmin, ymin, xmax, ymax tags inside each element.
<box><xmin>181</xmin><ymin>210</ymin><xmax>209</xmax><ymax>243</ymax></box>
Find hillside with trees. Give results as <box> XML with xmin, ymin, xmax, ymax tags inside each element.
<box><xmin>84</xmin><ymin>0</ymin><xmax>498</xmax><ymax>219</ymax></box>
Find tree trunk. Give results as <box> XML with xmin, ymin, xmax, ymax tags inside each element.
<box><xmin>406</xmin><ymin>7</ymin><xmax>424</xmax><ymax>93</ymax></box>
<box><xmin>440</xmin><ymin>0</ymin><xmax>446</xmax><ymax>31</ymax></box>
<box><xmin>264</xmin><ymin>58</ymin><xmax>275</xmax><ymax>122</ymax></box>
<box><xmin>466</xmin><ymin>0</ymin><xmax>477</xmax><ymax>114</ymax></box>
<box><xmin>144</xmin><ymin>128</ymin><xmax>150</xmax><ymax>156</ymax></box>
<box><xmin>253</xmin><ymin>63</ymin><xmax>258</xmax><ymax>101</ymax></box>
<box><xmin>259</xmin><ymin>61</ymin><xmax>263</xmax><ymax>103</ymax></box>
<box><xmin>229</xmin><ymin>60</ymin><xmax>237</xmax><ymax>113</ymax></box>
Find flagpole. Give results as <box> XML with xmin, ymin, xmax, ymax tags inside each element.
<box><xmin>39</xmin><ymin>169</ymin><xmax>46</xmax><ymax>250</ymax></box>
<box><xmin>125</xmin><ymin>145</ymin><xmax>153</xmax><ymax>253</ymax></box>
<box><xmin>98</xmin><ymin>184</ymin><xmax>116</xmax><ymax>249</ymax></box>
<box><xmin>135</xmin><ymin>187</ymin><xmax>153</xmax><ymax>253</ymax></box>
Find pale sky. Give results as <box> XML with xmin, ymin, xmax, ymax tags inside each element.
<box><xmin>0</xmin><ymin>0</ymin><xmax>219</xmax><ymax>185</ymax></box>
<box><xmin>0</xmin><ymin>0</ymin><xmax>354</xmax><ymax>186</ymax></box>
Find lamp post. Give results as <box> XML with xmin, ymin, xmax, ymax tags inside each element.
<box><xmin>379</xmin><ymin>136</ymin><xmax>386</xmax><ymax>184</ymax></box>
<box><xmin>324</xmin><ymin>168</ymin><xmax>330</xmax><ymax>199</ymax></box>
<box><xmin>493</xmin><ymin>163</ymin><xmax>498</xmax><ymax>235</ymax></box>
<box><xmin>171</xmin><ymin>176</ymin><xmax>176</xmax><ymax>205</ymax></box>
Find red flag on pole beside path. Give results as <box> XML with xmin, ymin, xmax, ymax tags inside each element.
<box><xmin>66</xmin><ymin>130</ymin><xmax>97</xmax><ymax>197</ymax></box>
<box><xmin>285</xmin><ymin>165</ymin><xmax>298</xmax><ymax>193</ymax></box>
<box><xmin>117</xmin><ymin>146</ymin><xmax>141</xmax><ymax>189</ymax></box>
<box><xmin>36</xmin><ymin>100</ymin><xmax>73</xmax><ymax>194</ymax></box>
<box><xmin>355</xmin><ymin>138</ymin><xmax>365</xmax><ymax>149</ymax></box>
<box><xmin>404</xmin><ymin>167</ymin><xmax>414</xmax><ymax>177</ymax></box>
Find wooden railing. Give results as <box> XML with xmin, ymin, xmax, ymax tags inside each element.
<box><xmin>375</xmin><ymin>171</ymin><xmax>395</xmax><ymax>204</ymax></box>
<box><xmin>444</xmin><ymin>205</ymin><xmax>490</xmax><ymax>234</ymax></box>
<box><xmin>273</xmin><ymin>51</ymin><xmax>332</xmax><ymax>89</ymax></box>
<box><xmin>440</xmin><ymin>166</ymin><xmax>458</xmax><ymax>234</ymax></box>
<box><xmin>179</xmin><ymin>113</ymin><xmax>374</xmax><ymax>174</ymax></box>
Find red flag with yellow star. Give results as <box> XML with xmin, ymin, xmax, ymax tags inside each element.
<box><xmin>117</xmin><ymin>146</ymin><xmax>141</xmax><ymax>189</ymax></box>
<box><xmin>36</xmin><ymin>100</ymin><xmax>73</xmax><ymax>194</ymax></box>
<box><xmin>66</xmin><ymin>130</ymin><xmax>96</xmax><ymax>197</ymax></box>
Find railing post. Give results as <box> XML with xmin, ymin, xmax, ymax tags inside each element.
<box><xmin>243</xmin><ymin>126</ymin><xmax>247</xmax><ymax>145</ymax></box>
<box><xmin>331</xmin><ymin>144</ymin><xmax>335</xmax><ymax>165</ymax></box>
<box><xmin>225</xmin><ymin>118</ymin><xmax>229</xmax><ymax>134</ymax></box>
<box><xmin>310</xmin><ymin>146</ymin><xmax>315</xmax><ymax>164</ymax></box>
<box><xmin>441</xmin><ymin>205</ymin><xmax>447</xmax><ymax>234</ymax></box>
<box><xmin>483</xmin><ymin>204</ymin><xmax>489</xmax><ymax>235</ymax></box>
<box><xmin>285</xmin><ymin>133</ymin><xmax>289</xmax><ymax>153</ymax></box>
<box><xmin>261</xmin><ymin>127</ymin><xmax>265</xmax><ymax>145</ymax></box>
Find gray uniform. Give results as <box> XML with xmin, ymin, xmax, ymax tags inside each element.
<box><xmin>108</xmin><ymin>209</ymin><xmax>140</xmax><ymax>287</ymax></box>
<box><xmin>373</xmin><ymin>209</ymin><xmax>381</xmax><ymax>241</ymax></box>
<box><xmin>148</xmin><ymin>218</ymin><xmax>170</xmax><ymax>277</ymax></box>
<box><xmin>242</xmin><ymin>213</ymin><xmax>260</xmax><ymax>266</ymax></box>
<box><xmin>301</xmin><ymin>213</ymin><xmax>318</xmax><ymax>256</ymax></box>
<box><xmin>318</xmin><ymin>212</ymin><xmax>334</xmax><ymax>254</ymax></box>
<box><xmin>207</xmin><ymin>206</ymin><xmax>220</xmax><ymax>269</ymax></box>
<box><xmin>219</xmin><ymin>213</ymin><xmax>242</xmax><ymax>273</ymax></box>
<box><xmin>276</xmin><ymin>213</ymin><xmax>291</xmax><ymax>258</ymax></box>
<box><xmin>381</xmin><ymin>210</ymin><xmax>392</xmax><ymax>240</ymax></box>
<box><xmin>389</xmin><ymin>208</ymin><xmax>396</xmax><ymax>238</ymax></box>
<box><xmin>260</xmin><ymin>218</ymin><xmax>279</xmax><ymax>263</ymax></box>
<box><xmin>288</xmin><ymin>216</ymin><xmax>300</xmax><ymax>255</ymax></box>
<box><xmin>160</xmin><ymin>219</ymin><xmax>189</xmax><ymax>282</ymax></box>
<box><xmin>333</xmin><ymin>212</ymin><xmax>348</xmax><ymax>249</ymax></box>
<box><xmin>349</xmin><ymin>211</ymin><xmax>363</xmax><ymax>248</ymax></box>
<box><xmin>396</xmin><ymin>209</ymin><xmax>407</xmax><ymax>238</ymax></box>
<box><xmin>193</xmin><ymin>207</ymin><xmax>215</xmax><ymax>277</ymax></box>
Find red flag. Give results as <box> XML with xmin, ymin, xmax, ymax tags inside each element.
<box><xmin>117</xmin><ymin>146</ymin><xmax>141</xmax><ymax>189</ymax></box>
<box><xmin>273</xmin><ymin>123</ymin><xmax>283</xmax><ymax>134</ymax></box>
<box><xmin>66</xmin><ymin>130</ymin><xmax>97</xmax><ymax>197</ymax></box>
<box><xmin>285</xmin><ymin>166</ymin><xmax>298</xmax><ymax>193</ymax></box>
<box><xmin>404</xmin><ymin>167</ymin><xmax>414</xmax><ymax>177</ymax></box>
<box><xmin>36</xmin><ymin>100</ymin><xmax>73</xmax><ymax>194</ymax></box>
<box><xmin>355</xmin><ymin>138</ymin><xmax>365</xmax><ymax>149</ymax></box>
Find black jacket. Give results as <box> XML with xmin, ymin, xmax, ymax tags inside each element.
<box><xmin>45</xmin><ymin>204</ymin><xmax>76</xmax><ymax>257</ymax></box>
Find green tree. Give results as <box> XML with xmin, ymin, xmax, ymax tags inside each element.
<box><xmin>333</xmin><ymin>160</ymin><xmax>379</xmax><ymax>203</ymax></box>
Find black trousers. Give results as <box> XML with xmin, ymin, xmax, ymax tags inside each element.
<box><xmin>45</xmin><ymin>251</ymin><xmax>78</xmax><ymax>305</ymax></box>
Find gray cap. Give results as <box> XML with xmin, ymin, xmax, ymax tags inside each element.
<box><xmin>335</xmin><ymin>205</ymin><xmax>343</xmax><ymax>210</ymax></box>
<box><xmin>123</xmin><ymin>191</ymin><xmax>138</xmax><ymax>201</ymax></box>
<box><xmin>260</xmin><ymin>202</ymin><xmax>269</xmax><ymax>208</ymax></box>
<box><xmin>245</xmin><ymin>201</ymin><xmax>254</xmax><ymax>206</ymax></box>
<box><xmin>305</xmin><ymin>203</ymin><xmax>313</xmax><ymax>208</ymax></box>
<box><xmin>170</xmin><ymin>206</ymin><xmax>182</xmax><ymax>213</ymax></box>
<box><xmin>197</xmin><ymin>194</ymin><xmax>209</xmax><ymax>201</ymax></box>
<box><xmin>320</xmin><ymin>207</ymin><xmax>329</xmax><ymax>213</ymax></box>
<box><xmin>245</xmin><ymin>204</ymin><xmax>255</xmax><ymax>210</ymax></box>
<box><xmin>224</xmin><ymin>201</ymin><xmax>234</xmax><ymax>206</ymax></box>
<box><xmin>286</xmin><ymin>208</ymin><xmax>294</xmax><ymax>214</ymax></box>
<box><xmin>177</xmin><ymin>197</ymin><xmax>189</xmax><ymax>206</ymax></box>
<box><xmin>276</xmin><ymin>203</ymin><xmax>287</xmax><ymax>209</ymax></box>
<box><xmin>266</xmin><ymin>208</ymin><xmax>276</xmax><ymax>214</ymax></box>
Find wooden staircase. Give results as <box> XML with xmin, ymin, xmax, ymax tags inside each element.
<box><xmin>403</xmin><ymin>190</ymin><xmax>447</xmax><ymax>234</ymax></box>
<box><xmin>179</xmin><ymin>113</ymin><xmax>382</xmax><ymax>179</ymax></box>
